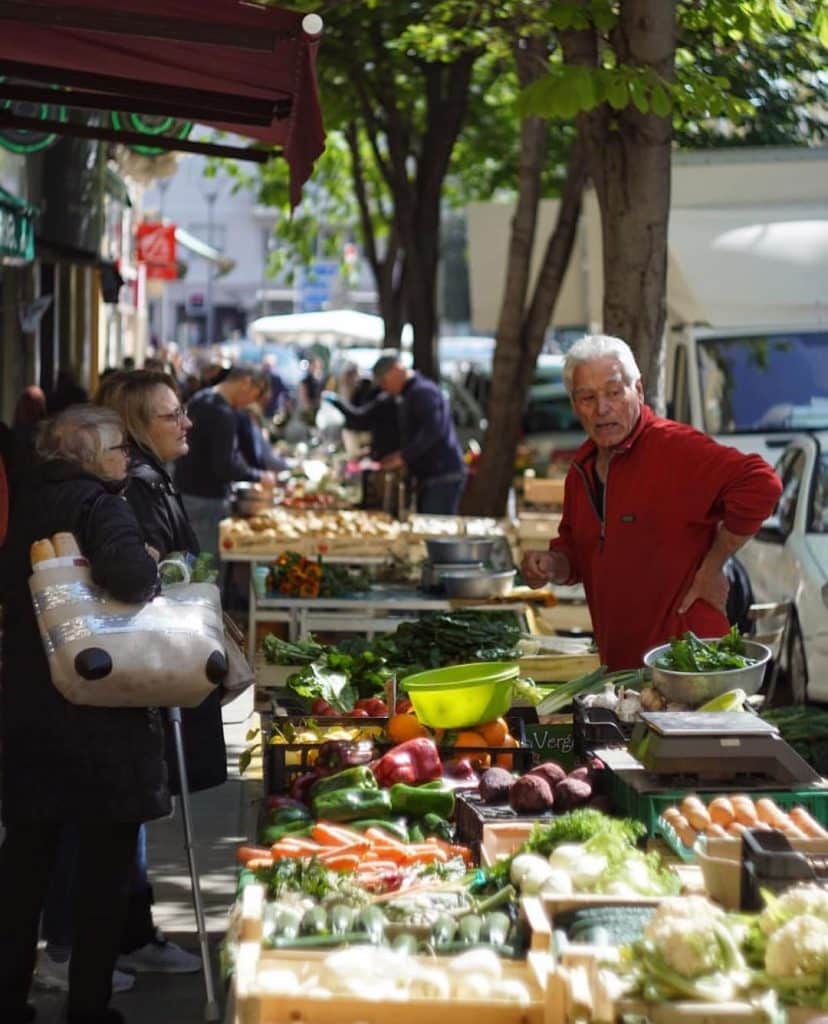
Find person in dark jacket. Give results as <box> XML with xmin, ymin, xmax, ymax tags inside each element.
<box><xmin>372</xmin><ymin>353</ymin><xmax>467</xmax><ymax>514</ymax></box>
<box><xmin>37</xmin><ymin>373</ymin><xmax>209</xmax><ymax>989</ymax></box>
<box><xmin>0</xmin><ymin>404</ymin><xmax>166</xmax><ymax>1024</ymax></box>
<box><xmin>174</xmin><ymin>365</ymin><xmax>275</xmax><ymax>560</ymax></box>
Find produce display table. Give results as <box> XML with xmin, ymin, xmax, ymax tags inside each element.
<box><xmin>249</xmin><ymin>581</ymin><xmax>531</xmax><ymax>652</ymax></box>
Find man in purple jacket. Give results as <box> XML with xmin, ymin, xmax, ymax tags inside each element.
<box><xmin>373</xmin><ymin>353</ymin><xmax>466</xmax><ymax>514</ymax></box>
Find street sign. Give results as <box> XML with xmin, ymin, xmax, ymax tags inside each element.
<box><xmin>136</xmin><ymin>221</ymin><xmax>177</xmax><ymax>280</ymax></box>
<box><xmin>298</xmin><ymin>259</ymin><xmax>337</xmax><ymax>313</ymax></box>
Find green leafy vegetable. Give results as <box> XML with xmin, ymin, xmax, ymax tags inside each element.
<box><xmin>657</xmin><ymin>627</ymin><xmax>756</xmax><ymax>672</ymax></box>
<box><xmin>287</xmin><ymin>663</ymin><xmax>357</xmax><ymax>713</ymax></box>
<box><xmin>262</xmin><ymin>634</ymin><xmax>327</xmax><ymax>666</ymax></box>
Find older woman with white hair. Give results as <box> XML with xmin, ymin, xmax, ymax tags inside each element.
<box><xmin>521</xmin><ymin>333</ymin><xmax>781</xmax><ymax>671</ymax></box>
<box><xmin>0</xmin><ymin>404</ymin><xmax>167</xmax><ymax>1024</ymax></box>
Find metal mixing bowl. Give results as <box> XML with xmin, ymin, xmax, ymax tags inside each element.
<box><xmin>441</xmin><ymin>568</ymin><xmax>516</xmax><ymax>599</ymax></box>
<box><xmin>425</xmin><ymin>537</ymin><xmax>496</xmax><ymax>564</ymax></box>
<box><xmin>642</xmin><ymin>638</ymin><xmax>772</xmax><ymax>705</ymax></box>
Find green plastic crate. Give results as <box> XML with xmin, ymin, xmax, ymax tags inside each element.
<box><xmin>608</xmin><ymin>770</ymin><xmax>828</xmax><ymax>837</ymax></box>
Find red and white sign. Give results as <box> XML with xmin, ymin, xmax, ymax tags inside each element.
<box><xmin>136</xmin><ymin>221</ymin><xmax>177</xmax><ymax>280</ymax></box>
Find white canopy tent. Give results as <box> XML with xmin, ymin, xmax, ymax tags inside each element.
<box><xmin>250</xmin><ymin>309</ymin><xmax>413</xmax><ymax>348</ymax></box>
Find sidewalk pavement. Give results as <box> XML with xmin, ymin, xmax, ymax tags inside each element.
<box><xmin>28</xmin><ymin>690</ymin><xmax>260</xmax><ymax>1024</ymax></box>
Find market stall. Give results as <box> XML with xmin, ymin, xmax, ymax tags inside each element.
<box><xmin>220</xmin><ymin>619</ymin><xmax>828</xmax><ymax>1024</ymax></box>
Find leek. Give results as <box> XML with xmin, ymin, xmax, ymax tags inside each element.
<box><xmin>536</xmin><ymin>667</ymin><xmax>647</xmax><ymax>715</ymax></box>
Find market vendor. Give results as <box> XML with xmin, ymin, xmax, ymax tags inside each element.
<box><xmin>372</xmin><ymin>353</ymin><xmax>466</xmax><ymax>515</ymax></box>
<box><xmin>520</xmin><ymin>334</ymin><xmax>782</xmax><ymax>671</ymax></box>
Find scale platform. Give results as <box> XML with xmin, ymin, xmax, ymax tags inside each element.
<box><xmin>625</xmin><ymin>711</ymin><xmax>823</xmax><ymax>786</ymax></box>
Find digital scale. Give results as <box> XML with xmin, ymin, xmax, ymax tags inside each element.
<box><xmin>619</xmin><ymin>711</ymin><xmax>823</xmax><ymax>787</ymax></box>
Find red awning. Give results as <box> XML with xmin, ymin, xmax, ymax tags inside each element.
<box><xmin>0</xmin><ymin>0</ymin><xmax>325</xmax><ymax>204</ymax></box>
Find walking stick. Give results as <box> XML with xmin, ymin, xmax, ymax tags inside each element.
<box><xmin>168</xmin><ymin>706</ymin><xmax>221</xmax><ymax>1021</ymax></box>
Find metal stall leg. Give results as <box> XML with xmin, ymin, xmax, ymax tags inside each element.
<box><xmin>168</xmin><ymin>707</ymin><xmax>221</xmax><ymax>1021</ymax></box>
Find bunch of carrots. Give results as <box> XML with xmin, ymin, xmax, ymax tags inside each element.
<box><xmin>237</xmin><ymin>821</ymin><xmax>472</xmax><ymax>887</ymax></box>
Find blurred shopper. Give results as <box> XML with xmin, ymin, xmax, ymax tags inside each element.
<box><xmin>4</xmin><ymin>386</ymin><xmax>48</xmax><ymax>487</ymax></box>
<box><xmin>174</xmin><ymin>365</ymin><xmax>275</xmax><ymax>559</ymax></box>
<box><xmin>46</xmin><ymin>368</ymin><xmax>88</xmax><ymax>414</ymax></box>
<box><xmin>262</xmin><ymin>354</ymin><xmax>290</xmax><ymax>419</ymax></box>
<box><xmin>0</xmin><ymin>405</ymin><xmax>166</xmax><ymax>1024</ymax></box>
<box><xmin>298</xmin><ymin>355</ymin><xmax>324</xmax><ymax>424</ymax></box>
<box><xmin>236</xmin><ymin>400</ymin><xmax>290</xmax><ymax>475</ymax></box>
<box><xmin>372</xmin><ymin>353</ymin><xmax>466</xmax><ymax>514</ymax></box>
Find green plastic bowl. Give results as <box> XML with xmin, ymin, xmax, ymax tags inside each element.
<box><xmin>401</xmin><ymin>661</ymin><xmax>518</xmax><ymax>729</ymax></box>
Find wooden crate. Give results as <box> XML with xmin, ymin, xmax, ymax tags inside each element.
<box><xmin>522</xmin><ymin>478</ymin><xmax>566</xmax><ymax>507</ymax></box>
<box><xmin>518</xmin><ymin>653</ymin><xmax>600</xmax><ymax>683</ymax></box>
<box><xmin>232</xmin><ymin>938</ymin><xmax>555</xmax><ymax>1024</ymax></box>
<box><xmin>481</xmin><ymin>821</ymin><xmax>535</xmax><ymax>866</ymax></box>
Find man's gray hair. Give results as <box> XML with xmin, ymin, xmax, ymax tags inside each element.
<box><xmin>563</xmin><ymin>334</ymin><xmax>642</xmax><ymax>394</ymax></box>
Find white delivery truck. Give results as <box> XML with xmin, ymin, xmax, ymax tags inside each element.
<box><xmin>467</xmin><ymin>145</ymin><xmax>828</xmax><ymax>465</ymax></box>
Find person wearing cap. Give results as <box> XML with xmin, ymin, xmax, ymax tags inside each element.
<box><xmin>372</xmin><ymin>353</ymin><xmax>466</xmax><ymax>515</ymax></box>
<box><xmin>174</xmin><ymin>364</ymin><xmax>275</xmax><ymax>560</ymax></box>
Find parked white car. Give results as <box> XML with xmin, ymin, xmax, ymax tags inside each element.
<box><xmin>739</xmin><ymin>432</ymin><xmax>828</xmax><ymax>703</ymax></box>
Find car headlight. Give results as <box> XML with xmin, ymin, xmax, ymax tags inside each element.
<box><xmin>823</xmin><ymin>583</ymin><xmax>828</xmax><ymax>609</ymax></box>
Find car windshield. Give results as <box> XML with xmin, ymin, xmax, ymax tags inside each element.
<box><xmin>697</xmin><ymin>331</ymin><xmax>828</xmax><ymax>434</ymax></box>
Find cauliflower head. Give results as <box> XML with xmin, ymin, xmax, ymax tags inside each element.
<box><xmin>765</xmin><ymin>914</ymin><xmax>828</xmax><ymax>979</ymax></box>
<box><xmin>643</xmin><ymin>897</ymin><xmax>731</xmax><ymax>978</ymax></box>
<box><xmin>760</xmin><ymin>885</ymin><xmax>828</xmax><ymax>937</ymax></box>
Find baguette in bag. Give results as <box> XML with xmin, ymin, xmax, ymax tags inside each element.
<box><xmin>29</xmin><ymin>533</ymin><xmax>227</xmax><ymax>708</ymax></box>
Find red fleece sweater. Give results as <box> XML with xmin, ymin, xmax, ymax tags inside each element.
<box><xmin>548</xmin><ymin>406</ymin><xmax>782</xmax><ymax>671</ymax></box>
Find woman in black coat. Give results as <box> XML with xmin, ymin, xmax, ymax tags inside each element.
<box><xmin>102</xmin><ymin>370</ymin><xmax>226</xmax><ymax>973</ymax></box>
<box><xmin>0</xmin><ymin>404</ymin><xmax>166</xmax><ymax>1024</ymax></box>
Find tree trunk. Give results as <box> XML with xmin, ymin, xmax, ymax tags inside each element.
<box><xmin>582</xmin><ymin>0</ymin><xmax>676</xmax><ymax>408</ymax></box>
<box><xmin>461</xmin><ymin>32</ymin><xmax>590</xmax><ymax>517</ymax></box>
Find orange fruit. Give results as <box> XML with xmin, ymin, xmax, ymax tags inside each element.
<box><xmin>471</xmin><ymin>752</ymin><xmax>492</xmax><ymax>771</ymax></box>
<box><xmin>495</xmin><ymin>734</ymin><xmax>520</xmax><ymax>769</ymax></box>
<box><xmin>478</xmin><ymin>718</ymin><xmax>509</xmax><ymax>747</ymax></box>
<box><xmin>387</xmin><ymin>713</ymin><xmax>428</xmax><ymax>744</ymax></box>
<box><xmin>453</xmin><ymin>730</ymin><xmax>487</xmax><ymax>749</ymax></box>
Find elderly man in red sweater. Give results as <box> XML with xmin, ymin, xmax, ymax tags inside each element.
<box><xmin>521</xmin><ymin>334</ymin><xmax>782</xmax><ymax>671</ymax></box>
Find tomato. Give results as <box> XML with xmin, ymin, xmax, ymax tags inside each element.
<box><xmin>311</xmin><ymin>698</ymin><xmax>334</xmax><ymax>715</ymax></box>
<box><xmin>395</xmin><ymin>698</ymin><xmax>413</xmax><ymax>714</ymax></box>
<box><xmin>367</xmin><ymin>698</ymin><xmax>388</xmax><ymax>716</ymax></box>
<box><xmin>350</xmin><ymin>707</ymin><xmax>370</xmax><ymax>717</ymax></box>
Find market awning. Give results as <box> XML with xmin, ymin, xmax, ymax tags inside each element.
<box><xmin>175</xmin><ymin>226</ymin><xmax>235</xmax><ymax>276</ymax></box>
<box><xmin>0</xmin><ymin>0</ymin><xmax>325</xmax><ymax>205</ymax></box>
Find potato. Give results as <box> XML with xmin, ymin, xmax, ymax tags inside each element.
<box><xmin>685</xmin><ymin>805</ymin><xmax>711</xmax><ymax>831</ymax></box>
<box><xmin>731</xmin><ymin>797</ymin><xmax>758</xmax><ymax>826</ymax></box>
<box><xmin>479</xmin><ymin>768</ymin><xmax>515</xmax><ymax>805</ymax></box>
<box><xmin>553</xmin><ymin>777</ymin><xmax>592</xmax><ymax>812</ymax></box>
<box><xmin>727</xmin><ymin>821</ymin><xmax>747</xmax><ymax>837</ymax></box>
<box><xmin>509</xmin><ymin>775</ymin><xmax>555</xmax><ymax>813</ymax></box>
<box><xmin>705</xmin><ymin>823</ymin><xmax>727</xmax><ymax>838</ymax></box>
<box><xmin>673</xmin><ymin>816</ymin><xmax>697</xmax><ymax>848</ymax></box>
<box><xmin>708</xmin><ymin>797</ymin><xmax>735</xmax><ymax>827</ymax></box>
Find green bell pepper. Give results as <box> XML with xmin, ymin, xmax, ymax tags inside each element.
<box><xmin>388</xmin><ymin>782</ymin><xmax>455</xmax><ymax>818</ymax></box>
<box><xmin>312</xmin><ymin>787</ymin><xmax>392</xmax><ymax>823</ymax></box>
<box><xmin>420</xmin><ymin>812</ymin><xmax>455</xmax><ymax>842</ymax></box>
<box><xmin>309</xmin><ymin>765</ymin><xmax>378</xmax><ymax>800</ymax></box>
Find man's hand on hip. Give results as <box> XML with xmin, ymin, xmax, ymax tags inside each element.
<box><xmin>677</xmin><ymin>565</ymin><xmax>730</xmax><ymax>616</ymax></box>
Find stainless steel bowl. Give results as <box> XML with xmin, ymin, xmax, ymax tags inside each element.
<box><xmin>441</xmin><ymin>568</ymin><xmax>516</xmax><ymax>599</ymax></box>
<box><xmin>425</xmin><ymin>537</ymin><xmax>496</xmax><ymax>564</ymax></box>
<box><xmin>642</xmin><ymin>638</ymin><xmax>772</xmax><ymax>706</ymax></box>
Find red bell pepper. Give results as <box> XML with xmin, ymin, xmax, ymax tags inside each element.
<box><xmin>372</xmin><ymin>737</ymin><xmax>442</xmax><ymax>787</ymax></box>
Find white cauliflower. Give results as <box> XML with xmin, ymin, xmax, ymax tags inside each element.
<box><xmin>643</xmin><ymin>897</ymin><xmax>731</xmax><ymax>978</ymax></box>
<box><xmin>765</xmin><ymin>914</ymin><xmax>828</xmax><ymax>979</ymax></box>
<box><xmin>760</xmin><ymin>885</ymin><xmax>828</xmax><ymax>937</ymax></box>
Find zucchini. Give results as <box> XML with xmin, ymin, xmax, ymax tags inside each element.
<box><xmin>484</xmin><ymin>911</ymin><xmax>511</xmax><ymax>947</ymax></box>
<box><xmin>458</xmin><ymin>913</ymin><xmax>483</xmax><ymax>945</ymax></box>
<box><xmin>391</xmin><ymin>933</ymin><xmax>419</xmax><ymax>955</ymax></box>
<box><xmin>431</xmin><ymin>914</ymin><xmax>458</xmax><ymax>947</ymax></box>
<box><xmin>355</xmin><ymin>905</ymin><xmax>386</xmax><ymax>944</ymax></box>
<box><xmin>329</xmin><ymin>903</ymin><xmax>357</xmax><ymax>936</ymax></box>
<box><xmin>300</xmin><ymin>905</ymin><xmax>329</xmax><ymax>936</ymax></box>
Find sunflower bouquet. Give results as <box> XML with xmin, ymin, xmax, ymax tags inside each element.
<box><xmin>266</xmin><ymin>551</ymin><xmax>370</xmax><ymax>598</ymax></box>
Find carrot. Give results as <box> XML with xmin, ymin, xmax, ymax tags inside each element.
<box><xmin>426</xmin><ymin>837</ymin><xmax>473</xmax><ymax>864</ymax></box>
<box><xmin>322</xmin><ymin>853</ymin><xmax>361</xmax><ymax>872</ymax></box>
<box><xmin>270</xmin><ymin>839</ymin><xmax>323</xmax><ymax>859</ymax></box>
<box><xmin>245</xmin><ymin>857</ymin><xmax>276</xmax><ymax>871</ymax></box>
<box><xmin>311</xmin><ymin>822</ymin><xmax>370</xmax><ymax>849</ymax></box>
<box><xmin>404</xmin><ymin>845</ymin><xmax>448</xmax><ymax>864</ymax></box>
<box><xmin>356</xmin><ymin>859</ymin><xmax>400</xmax><ymax>873</ymax></box>
<box><xmin>236</xmin><ymin>845</ymin><xmax>274</xmax><ymax>865</ymax></box>
<box><xmin>317</xmin><ymin>842</ymin><xmax>366</xmax><ymax>863</ymax></box>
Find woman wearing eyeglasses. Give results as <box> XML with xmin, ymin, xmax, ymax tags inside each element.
<box><xmin>100</xmin><ymin>371</ymin><xmax>225</xmax><ymax>971</ymax></box>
